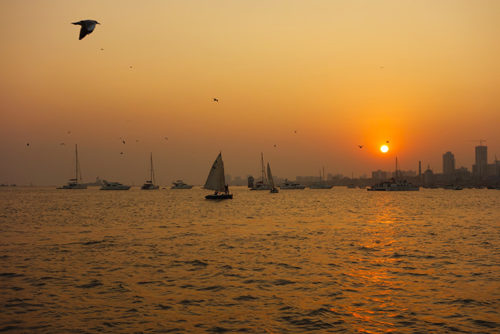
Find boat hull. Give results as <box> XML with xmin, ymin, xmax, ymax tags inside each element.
<box><xmin>205</xmin><ymin>194</ymin><xmax>233</xmax><ymax>200</ymax></box>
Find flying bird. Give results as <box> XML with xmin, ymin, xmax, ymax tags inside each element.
<box><xmin>122</xmin><ymin>140</ymin><xmax>126</xmax><ymax>144</ymax></box>
<box><xmin>60</xmin><ymin>143</ymin><xmax>65</xmax><ymax>146</ymax></box>
<box><xmin>67</xmin><ymin>131</ymin><xmax>71</xmax><ymax>135</ymax></box>
<box><xmin>358</xmin><ymin>145</ymin><xmax>363</xmax><ymax>149</ymax></box>
<box><xmin>164</xmin><ymin>137</ymin><xmax>168</xmax><ymax>141</ymax></box>
<box><xmin>213</xmin><ymin>98</ymin><xmax>219</xmax><ymax>102</ymax></box>
<box><xmin>294</xmin><ymin>130</ymin><xmax>297</xmax><ymax>134</ymax></box>
<box><xmin>26</xmin><ymin>143</ymin><xmax>30</xmax><ymax>147</ymax></box>
<box><xmin>273</xmin><ymin>144</ymin><xmax>277</xmax><ymax>148</ymax></box>
<box><xmin>120</xmin><ymin>152</ymin><xmax>124</xmax><ymax>155</ymax></box>
<box><xmin>386</xmin><ymin>140</ymin><xmax>390</xmax><ymax>144</ymax></box>
<box><xmin>72</xmin><ymin>20</ymin><xmax>100</xmax><ymax>40</ymax></box>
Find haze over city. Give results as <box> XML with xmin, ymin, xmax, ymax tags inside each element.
<box><xmin>1</xmin><ymin>0</ymin><xmax>499</xmax><ymax>185</ymax></box>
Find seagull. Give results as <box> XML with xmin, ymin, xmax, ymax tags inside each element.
<box><xmin>72</xmin><ymin>20</ymin><xmax>100</xmax><ymax>40</ymax></box>
<box><xmin>213</xmin><ymin>98</ymin><xmax>219</xmax><ymax>102</ymax></box>
<box><xmin>358</xmin><ymin>145</ymin><xmax>363</xmax><ymax>149</ymax></box>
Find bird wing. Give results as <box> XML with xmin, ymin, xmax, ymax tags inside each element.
<box><xmin>79</xmin><ymin>27</ymin><xmax>89</xmax><ymax>40</ymax></box>
<box><xmin>86</xmin><ymin>21</ymin><xmax>97</xmax><ymax>33</ymax></box>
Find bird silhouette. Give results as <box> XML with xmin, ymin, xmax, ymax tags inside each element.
<box><xmin>386</xmin><ymin>140</ymin><xmax>390</xmax><ymax>144</ymax></box>
<box><xmin>358</xmin><ymin>145</ymin><xmax>363</xmax><ymax>149</ymax></box>
<box><xmin>273</xmin><ymin>144</ymin><xmax>277</xmax><ymax>148</ymax></box>
<box><xmin>294</xmin><ymin>130</ymin><xmax>297</xmax><ymax>134</ymax></box>
<box><xmin>213</xmin><ymin>98</ymin><xmax>219</xmax><ymax>102</ymax></box>
<box><xmin>26</xmin><ymin>143</ymin><xmax>30</xmax><ymax>147</ymax></box>
<box><xmin>67</xmin><ymin>131</ymin><xmax>71</xmax><ymax>135</ymax></box>
<box><xmin>60</xmin><ymin>143</ymin><xmax>65</xmax><ymax>146</ymax></box>
<box><xmin>120</xmin><ymin>152</ymin><xmax>124</xmax><ymax>155</ymax></box>
<box><xmin>72</xmin><ymin>20</ymin><xmax>100</xmax><ymax>40</ymax></box>
<box><xmin>122</xmin><ymin>140</ymin><xmax>126</xmax><ymax>144</ymax></box>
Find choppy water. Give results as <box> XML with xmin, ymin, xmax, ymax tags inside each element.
<box><xmin>0</xmin><ymin>187</ymin><xmax>499</xmax><ymax>333</ymax></box>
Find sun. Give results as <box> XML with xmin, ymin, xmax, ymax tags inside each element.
<box><xmin>380</xmin><ymin>144</ymin><xmax>389</xmax><ymax>153</ymax></box>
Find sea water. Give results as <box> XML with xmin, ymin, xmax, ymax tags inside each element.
<box><xmin>0</xmin><ymin>187</ymin><xmax>499</xmax><ymax>333</ymax></box>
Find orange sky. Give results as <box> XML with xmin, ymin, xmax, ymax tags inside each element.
<box><xmin>0</xmin><ymin>0</ymin><xmax>499</xmax><ymax>185</ymax></box>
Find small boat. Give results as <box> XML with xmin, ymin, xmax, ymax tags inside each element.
<box><xmin>58</xmin><ymin>144</ymin><xmax>87</xmax><ymax>189</ymax></box>
<box><xmin>367</xmin><ymin>157</ymin><xmax>419</xmax><ymax>191</ymax></box>
<box><xmin>367</xmin><ymin>178</ymin><xmax>419</xmax><ymax>191</ymax></box>
<box><xmin>171</xmin><ymin>180</ymin><xmax>193</xmax><ymax>189</ymax></box>
<box><xmin>250</xmin><ymin>153</ymin><xmax>272</xmax><ymax>190</ymax></box>
<box><xmin>309</xmin><ymin>167</ymin><xmax>333</xmax><ymax>189</ymax></box>
<box><xmin>280</xmin><ymin>180</ymin><xmax>305</xmax><ymax>190</ymax></box>
<box><xmin>141</xmin><ymin>153</ymin><xmax>159</xmax><ymax>190</ymax></box>
<box><xmin>267</xmin><ymin>162</ymin><xmax>279</xmax><ymax>193</ymax></box>
<box><xmin>204</xmin><ymin>153</ymin><xmax>232</xmax><ymax>200</ymax></box>
<box><xmin>100</xmin><ymin>181</ymin><xmax>131</xmax><ymax>190</ymax></box>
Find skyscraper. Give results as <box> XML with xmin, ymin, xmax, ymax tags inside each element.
<box><xmin>473</xmin><ymin>145</ymin><xmax>487</xmax><ymax>179</ymax></box>
<box><xmin>442</xmin><ymin>151</ymin><xmax>455</xmax><ymax>177</ymax></box>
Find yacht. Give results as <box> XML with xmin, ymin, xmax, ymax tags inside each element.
<box><xmin>309</xmin><ymin>167</ymin><xmax>333</xmax><ymax>189</ymax></box>
<box><xmin>250</xmin><ymin>153</ymin><xmax>272</xmax><ymax>190</ymax></box>
<box><xmin>141</xmin><ymin>153</ymin><xmax>159</xmax><ymax>190</ymax></box>
<box><xmin>367</xmin><ymin>178</ymin><xmax>419</xmax><ymax>191</ymax></box>
<box><xmin>367</xmin><ymin>157</ymin><xmax>419</xmax><ymax>191</ymax></box>
<box><xmin>100</xmin><ymin>181</ymin><xmax>131</xmax><ymax>190</ymax></box>
<box><xmin>280</xmin><ymin>180</ymin><xmax>305</xmax><ymax>190</ymax></box>
<box><xmin>58</xmin><ymin>144</ymin><xmax>87</xmax><ymax>189</ymax></box>
<box><xmin>171</xmin><ymin>180</ymin><xmax>193</xmax><ymax>189</ymax></box>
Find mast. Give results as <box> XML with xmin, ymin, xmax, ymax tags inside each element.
<box><xmin>150</xmin><ymin>153</ymin><xmax>156</xmax><ymax>184</ymax></box>
<box><xmin>75</xmin><ymin>144</ymin><xmax>81</xmax><ymax>183</ymax></box>
<box><xmin>261</xmin><ymin>152</ymin><xmax>267</xmax><ymax>184</ymax></box>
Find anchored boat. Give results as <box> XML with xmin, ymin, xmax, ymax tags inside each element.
<box><xmin>141</xmin><ymin>153</ymin><xmax>159</xmax><ymax>190</ymax></box>
<box><xmin>58</xmin><ymin>144</ymin><xmax>87</xmax><ymax>189</ymax></box>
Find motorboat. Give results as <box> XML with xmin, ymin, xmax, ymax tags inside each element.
<box><xmin>367</xmin><ymin>178</ymin><xmax>419</xmax><ymax>191</ymax></box>
<box><xmin>100</xmin><ymin>181</ymin><xmax>131</xmax><ymax>190</ymax></box>
<box><xmin>280</xmin><ymin>180</ymin><xmax>305</xmax><ymax>190</ymax></box>
<box><xmin>171</xmin><ymin>180</ymin><xmax>193</xmax><ymax>189</ymax></box>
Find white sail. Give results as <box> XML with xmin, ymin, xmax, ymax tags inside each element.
<box><xmin>204</xmin><ymin>153</ymin><xmax>226</xmax><ymax>192</ymax></box>
<box><xmin>267</xmin><ymin>163</ymin><xmax>275</xmax><ymax>188</ymax></box>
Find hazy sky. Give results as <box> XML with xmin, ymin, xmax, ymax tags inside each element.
<box><xmin>1</xmin><ymin>0</ymin><xmax>499</xmax><ymax>185</ymax></box>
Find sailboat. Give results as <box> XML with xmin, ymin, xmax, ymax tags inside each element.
<box><xmin>141</xmin><ymin>153</ymin><xmax>159</xmax><ymax>190</ymax></box>
<box><xmin>267</xmin><ymin>162</ymin><xmax>279</xmax><ymax>193</ymax></box>
<box><xmin>204</xmin><ymin>153</ymin><xmax>232</xmax><ymax>200</ymax></box>
<box><xmin>250</xmin><ymin>152</ymin><xmax>272</xmax><ymax>190</ymax></box>
<box><xmin>58</xmin><ymin>144</ymin><xmax>87</xmax><ymax>189</ymax></box>
<box><xmin>310</xmin><ymin>167</ymin><xmax>333</xmax><ymax>189</ymax></box>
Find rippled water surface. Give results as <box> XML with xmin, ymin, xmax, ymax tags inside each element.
<box><xmin>1</xmin><ymin>187</ymin><xmax>499</xmax><ymax>333</ymax></box>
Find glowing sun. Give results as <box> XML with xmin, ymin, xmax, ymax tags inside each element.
<box><xmin>380</xmin><ymin>145</ymin><xmax>389</xmax><ymax>153</ymax></box>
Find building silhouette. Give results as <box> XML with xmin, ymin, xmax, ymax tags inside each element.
<box><xmin>442</xmin><ymin>151</ymin><xmax>455</xmax><ymax>180</ymax></box>
<box><xmin>472</xmin><ymin>145</ymin><xmax>487</xmax><ymax>180</ymax></box>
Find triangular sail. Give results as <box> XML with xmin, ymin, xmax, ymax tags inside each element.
<box><xmin>267</xmin><ymin>163</ymin><xmax>275</xmax><ymax>188</ymax></box>
<box><xmin>204</xmin><ymin>153</ymin><xmax>226</xmax><ymax>192</ymax></box>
